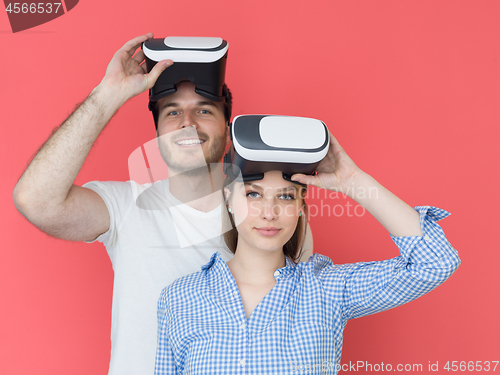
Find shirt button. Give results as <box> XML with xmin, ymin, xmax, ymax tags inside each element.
<box><xmin>274</xmin><ymin>270</ymin><xmax>281</xmax><ymax>279</ymax></box>
<box><xmin>424</xmin><ymin>235</ymin><xmax>431</xmax><ymax>242</ymax></box>
<box><xmin>233</xmin><ymin>291</ymin><xmax>239</xmax><ymax>299</ymax></box>
<box><xmin>239</xmin><ymin>359</ymin><xmax>246</xmax><ymax>367</ymax></box>
<box><xmin>240</xmin><ymin>322</ymin><xmax>246</xmax><ymax>330</ymax></box>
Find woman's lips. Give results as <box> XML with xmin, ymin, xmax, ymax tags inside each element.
<box><xmin>255</xmin><ymin>227</ymin><xmax>281</xmax><ymax>236</ymax></box>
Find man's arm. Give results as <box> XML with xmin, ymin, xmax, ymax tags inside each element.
<box><xmin>12</xmin><ymin>33</ymin><xmax>172</xmax><ymax>241</ymax></box>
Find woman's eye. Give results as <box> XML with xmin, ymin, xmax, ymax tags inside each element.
<box><xmin>280</xmin><ymin>194</ymin><xmax>295</xmax><ymax>201</ymax></box>
<box><xmin>246</xmin><ymin>191</ymin><xmax>261</xmax><ymax>198</ymax></box>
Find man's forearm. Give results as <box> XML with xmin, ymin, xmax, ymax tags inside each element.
<box><xmin>13</xmin><ymin>83</ymin><xmax>124</xmax><ymax>216</ymax></box>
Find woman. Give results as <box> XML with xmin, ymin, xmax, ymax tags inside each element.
<box><xmin>155</xmin><ymin>133</ymin><xmax>460</xmax><ymax>375</ymax></box>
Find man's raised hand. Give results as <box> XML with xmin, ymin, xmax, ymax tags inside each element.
<box><xmin>99</xmin><ymin>33</ymin><xmax>173</xmax><ymax>104</ymax></box>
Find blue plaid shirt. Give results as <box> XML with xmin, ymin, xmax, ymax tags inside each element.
<box><xmin>155</xmin><ymin>206</ymin><xmax>460</xmax><ymax>375</ymax></box>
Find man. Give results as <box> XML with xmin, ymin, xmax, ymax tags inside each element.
<box><xmin>13</xmin><ymin>33</ymin><xmax>312</xmax><ymax>374</ymax></box>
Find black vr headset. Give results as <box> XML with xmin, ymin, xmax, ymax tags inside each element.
<box><xmin>142</xmin><ymin>36</ymin><xmax>229</xmax><ymax>127</ymax></box>
<box><xmin>224</xmin><ymin>115</ymin><xmax>330</xmax><ymax>186</ymax></box>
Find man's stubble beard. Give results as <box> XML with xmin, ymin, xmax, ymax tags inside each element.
<box><xmin>158</xmin><ymin>130</ymin><xmax>227</xmax><ymax>177</ymax></box>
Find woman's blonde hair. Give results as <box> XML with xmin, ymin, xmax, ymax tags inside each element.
<box><xmin>221</xmin><ymin>175</ymin><xmax>308</xmax><ymax>263</ymax></box>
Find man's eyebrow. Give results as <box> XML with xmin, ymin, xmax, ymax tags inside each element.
<box><xmin>158</xmin><ymin>101</ymin><xmax>217</xmax><ymax>112</ymax></box>
<box><xmin>197</xmin><ymin>101</ymin><xmax>218</xmax><ymax>108</ymax></box>
<box><xmin>158</xmin><ymin>102</ymin><xmax>179</xmax><ymax>112</ymax></box>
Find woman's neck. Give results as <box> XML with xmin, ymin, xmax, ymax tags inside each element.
<box><xmin>226</xmin><ymin>241</ymin><xmax>286</xmax><ymax>286</ymax></box>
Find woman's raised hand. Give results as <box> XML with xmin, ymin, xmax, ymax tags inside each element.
<box><xmin>291</xmin><ymin>132</ymin><xmax>363</xmax><ymax>194</ymax></box>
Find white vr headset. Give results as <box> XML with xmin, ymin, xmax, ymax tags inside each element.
<box><xmin>224</xmin><ymin>115</ymin><xmax>330</xmax><ymax>185</ymax></box>
<box><xmin>143</xmin><ymin>36</ymin><xmax>229</xmax><ymax>127</ymax></box>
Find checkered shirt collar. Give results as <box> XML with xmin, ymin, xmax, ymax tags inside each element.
<box><xmin>202</xmin><ymin>251</ymin><xmax>297</xmax><ymax>285</ymax></box>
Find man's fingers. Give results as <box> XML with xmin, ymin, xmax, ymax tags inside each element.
<box><xmin>139</xmin><ymin>60</ymin><xmax>148</xmax><ymax>74</ymax></box>
<box><xmin>146</xmin><ymin>60</ymin><xmax>174</xmax><ymax>89</ymax></box>
<box><xmin>132</xmin><ymin>50</ymin><xmax>146</xmax><ymax>64</ymax></box>
<box><xmin>120</xmin><ymin>33</ymin><xmax>154</xmax><ymax>56</ymax></box>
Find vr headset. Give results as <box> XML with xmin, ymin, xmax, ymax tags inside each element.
<box><xmin>142</xmin><ymin>36</ymin><xmax>229</xmax><ymax>127</ymax></box>
<box><xmin>224</xmin><ymin>115</ymin><xmax>330</xmax><ymax>185</ymax></box>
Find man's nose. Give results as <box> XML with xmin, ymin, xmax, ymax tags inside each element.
<box><xmin>181</xmin><ymin>111</ymin><xmax>197</xmax><ymax>128</ymax></box>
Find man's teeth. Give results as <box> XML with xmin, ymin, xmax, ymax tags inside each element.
<box><xmin>176</xmin><ymin>139</ymin><xmax>204</xmax><ymax>145</ymax></box>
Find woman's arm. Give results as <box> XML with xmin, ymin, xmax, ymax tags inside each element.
<box><xmin>155</xmin><ymin>288</ymin><xmax>179</xmax><ymax>375</ymax></box>
<box><xmin>315</xmin><ymin>206</ymin><xmax>460</xmax><ymax>319</ymax></box>
<box><xmin>291</xmin><ymin>132</ymin><xmax>421</xmax><ymax>237</ymax></box>
<box><xmin>293</xmin><ymin>132</ymin><xmax>460</xmax><ymax>317</ymax></box>
<box><xmin>343</xmin><ymin>172</ymin><xmax>422</xmax><ymax>237</ymax></box>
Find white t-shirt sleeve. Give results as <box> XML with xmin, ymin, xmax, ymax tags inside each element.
<box><xmin>82</xmin><ymin>181</ymin><xmax>134</xmax><ymax>260</ymax></box>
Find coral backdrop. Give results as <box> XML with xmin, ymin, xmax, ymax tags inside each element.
<box><xmin>1</xmin><ymin>1</ymin><xmax>499</xmax><ymax>374</ymax></box>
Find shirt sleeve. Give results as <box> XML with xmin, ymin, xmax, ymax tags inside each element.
<box><xmin>316</xmin><ymin>206</ymin><xmax>461</xmax><ymax>321</ymax></box>
<box><xmin>155</xmin><ymin>288</ymin><xmax>179</xmax><ymax>375</ymax></box>
<box><xmin>82</xmin><ymin>181</ymin><xmax>135</xmax><ymax>262</ymax></box>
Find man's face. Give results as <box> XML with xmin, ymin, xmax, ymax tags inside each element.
<box><xmin>156</xmin><ymin>81</ymin><xmax>230</xmax><ymax>173</ymax></box>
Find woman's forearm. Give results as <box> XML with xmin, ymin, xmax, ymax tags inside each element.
<box><xmin>346</xmin><ymin>171</ymin><xmax>422</xmax><ymax>237</ymax></box>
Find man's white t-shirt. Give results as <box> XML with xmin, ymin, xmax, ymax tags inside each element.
<box><xmin>84</xmin><ymin>179</ymin><xmax>235</xmax><ymax>375</ymax></box>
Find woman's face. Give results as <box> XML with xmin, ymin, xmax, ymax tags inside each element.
<box><xmin>226</xmin><ymin>170</ymin><xmax>304</xmax><ymax>253</ymax></box>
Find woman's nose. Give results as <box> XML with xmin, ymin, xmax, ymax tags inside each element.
<box><xmin>261</xmin><ymin>199</ymin><xmax>279</xmax><ymax>221</ymax></box>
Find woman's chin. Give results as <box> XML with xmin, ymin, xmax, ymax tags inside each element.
<box><xmin>236</xmin><ymin>228</ymin><xmax>293</xmax><ymax>254</ymax></box>
<box><xmin>250</xmin><ymin>237</ymin><xmax>287</xmax><ymax>254</ymax></box>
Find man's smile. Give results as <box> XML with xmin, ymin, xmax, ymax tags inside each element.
<box><xmin>174</xmin><ymin>138</ymin><xmax>206</xmax><ymax>147</ymax></box>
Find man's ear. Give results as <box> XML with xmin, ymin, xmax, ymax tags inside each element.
<box><xmin>225</xmin><ymin>124</ymin><xmax>231</xmax><ymax>149</ymax></box>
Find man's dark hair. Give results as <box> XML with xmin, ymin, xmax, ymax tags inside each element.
<box><xmin>152</xmin><ymin>83</ymin><xmax>232</xmax><ymax>129</ymax></box>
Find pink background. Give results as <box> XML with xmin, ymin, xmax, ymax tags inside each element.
<box><xmin>1</xmin><ymin>0</ymin><xmax>499</xmax><ymax>373</ymax></box>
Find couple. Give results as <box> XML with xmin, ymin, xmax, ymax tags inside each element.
<box><xmin>13</xmin><ymin>33</ymin><xmax>460</xmax><ymax>375</ymax></box>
